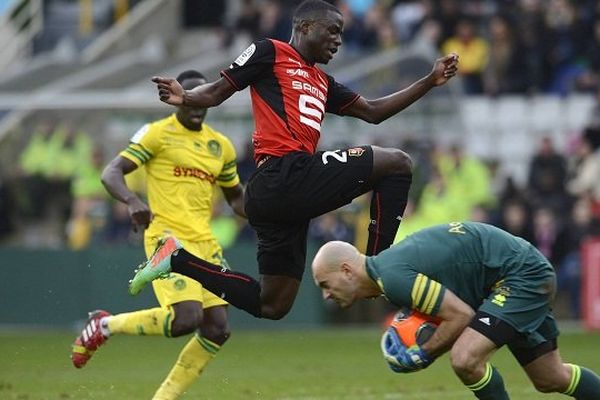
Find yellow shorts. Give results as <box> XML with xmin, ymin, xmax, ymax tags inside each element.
<box><xmin>145</xmin><ymin>235</ymin><xmax>228</xmax><ymax>309</ymax></box>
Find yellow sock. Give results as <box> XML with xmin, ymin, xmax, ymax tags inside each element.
<box><xmin>153</xmin><ymin>334</ymin><xmax>221</xmax><ymax>400</ymax></box>
<box><xmin>106</xmin><ymin>307</ymin><xmax>174</xmax><ymax>337</ymax></box>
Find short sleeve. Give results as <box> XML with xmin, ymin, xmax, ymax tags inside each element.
<box><xmin>379</xmin><ymin>266</ymin><xmax>446</xmax><ymax>317</ymax></box>
<box><xmin>119</xmin><ymin>123</ymin><xmax>159</xmax><ymax>166</ymax></box>
<box><xmin>216</xmin><ymin>136</ymin><xmax>240</xmax><ymax>188</ymax></box>
<box><xmin>325</xmin><ymin>74</ymin><xmax>360</xmax><ymax>115</ymax></box>
<box><xmin>220</xmin><ymin>39</ymin><xmax>275</xmax><ymax>91</ymax></box>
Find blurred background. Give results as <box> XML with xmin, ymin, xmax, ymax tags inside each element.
<box><xmin>2</xmin><ymin>0</ymin><xmax>600</xmax><ymax>331</ymax></box>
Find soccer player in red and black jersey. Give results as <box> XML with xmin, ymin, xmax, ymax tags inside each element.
<box><xmin>145</xmin><ymin>0</ymin><xmax>459</xmax><ymax>320</ymax></box>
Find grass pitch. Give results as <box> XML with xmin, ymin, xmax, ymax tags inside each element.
<box><xmin>1</xmin><ymin>328</ymin><xmax>599</xmax><ymax>399</ymax></box>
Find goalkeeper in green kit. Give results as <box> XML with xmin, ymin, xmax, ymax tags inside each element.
<box><xmin>311</xmin><ymin>221</ymin><xmax>600</xmax><ymax>400</ymax></box>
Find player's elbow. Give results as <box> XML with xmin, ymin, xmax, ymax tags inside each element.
<box><xmin>363</xmin><ymin>113</ymin><xmax>385</xmax><ymax>125</ymax></box>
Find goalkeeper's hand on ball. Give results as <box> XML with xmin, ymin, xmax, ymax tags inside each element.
<box><xmin>381</xmin><ymin>327</ymin><xmax>433</xmax><ymax>373</ymax></box>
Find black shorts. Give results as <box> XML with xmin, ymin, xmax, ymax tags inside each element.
<box><xmin>245</xmin><ymin>146</ymin><xmax>374</xmax><ymax>279</ymax></box>
<box><xmin>469</xmin><ymin>310</ymin><xmax>559</xmax><ymax>366</ymax></box>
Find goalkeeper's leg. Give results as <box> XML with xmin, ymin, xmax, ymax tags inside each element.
<box><xmin>450</xmin><ymin>328</ymin><xmax>509</xmax><ymax>400</ymax></box>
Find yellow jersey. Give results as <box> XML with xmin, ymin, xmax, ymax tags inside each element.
<box><xmin>120</xmin><ymin>114</ymin><xmax>240</xmax><ymax>243</ymax></box>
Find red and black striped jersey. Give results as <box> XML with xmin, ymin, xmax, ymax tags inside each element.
<box><xmin>220</xmin><ymin>39</ymin><xmax>360</xmax><ymax>162</ymax></box>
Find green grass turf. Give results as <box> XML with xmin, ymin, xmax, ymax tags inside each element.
<box><xmin>1</xmin><ymin>328</ymin><xmax>599</xmax><ymax>399</ymax></box>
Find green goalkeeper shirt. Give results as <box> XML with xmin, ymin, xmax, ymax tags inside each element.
<box><xmin>365</xmin><ymin>222</ymin><xmax>539</xmax><ymax>316</ymax></box>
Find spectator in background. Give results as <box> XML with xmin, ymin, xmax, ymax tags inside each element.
<box><xmin>441</xmin><ymin>18</ymin><xmax>489</xmax><ymax>94</ymax></box>
<box><xmin>67</xmin><ymin>147</ymin><xmax>109</xmax><ymax>250</ymax></box>
<box><xmin>557</xmin><ymin>197</ymin><xmax>600</xmax><ymax>319</ymax></box>
<box><xmin>512</xmin><ymin>0</ymin><xmax>547</xmax><ymax>94</ymax></box>
<box><xmin>531</xmin><ymin>206</ymin><xmax>568</xmax><ymax>268</ymax></box>
<box><xmin>431</xmin><ymin>0</ymin><xmax>461</xmax><ymax>46</ymax></box>
<box><xmin>543</xmin><ymin>0</ymin><xmax>584</xmax><ymax>96</ymax></box>
<box><xmin>527</xmin><ymin>136</ymin><xmax>570</xmax><ymax>213</ymax></box>
<box><xmin>576</xmin><ymin>20</ymin><xmax>600</xmax><ymax>93</ymax></box>
<box><xmin>567</xmin><ymin>126</ymin><xmax>600</xmax><ymax>217</ymax></box>
<box><xmin>483</xmin><ymin>15</ymin><xmax>529</xmax><ymax>95</ymax></box>
<box><xmin>498</xmin><ymin>199</ymin><xmax>533</xmax><ymax>244</ymax></box>
<box><xmin>258</xmin><ymin>0</ymin><xmax>291</xmax><ymax>41</ymax></box>
<box><xmin>436</xmin><ymin>144</ymin><xmax>494</xmax><ymax>210</ymax></box>
<box><xmin>234</xmin><ymin>0</ymin><xmax>261</xmax><ymax>41</ymax></box>
<box><xmin>17</xmin><ymin>121</ymin><xmax>57</xmax><ymax>219</ymax></box>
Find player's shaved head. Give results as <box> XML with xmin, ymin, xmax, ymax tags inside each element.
<box><xmin>312</xmin><ymin>241</ymin><xmax>379</xmax><ymax>308</ymax></box>
<box><xmin>312</xmin><ymin>241</ymin><xmax>361</xmax><ymax>274</ymax></box>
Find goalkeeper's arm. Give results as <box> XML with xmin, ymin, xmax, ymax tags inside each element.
<box><xmin>421</xmin><ymin>289</ymin><xmax>475</xmax><ymax>358</ymax></box>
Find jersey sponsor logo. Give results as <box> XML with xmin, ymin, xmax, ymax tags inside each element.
<box><xmin>286</xmin><ymin>68</ymin><xmax>309</xmax><ymax>78</ymax></box>
<box><xmin>207</xmin><ymin>140</ymin><xmax>222</xmax><ymax>157</ymax></box>
<box><xmin>173</xmin><ymin>166</ymin><xmax>216</xmax><ymax>183</ymax></box>
<box><xmin>288</xmin><ymin>57</ymin><xmax>302</xmax><ymax>67</ymax></box>
<box><xmin>231</xmin><ymin>43</ymin><xmax>256</xmax><ymax>68</ymax></box>
<box><xmin>292</xmin><ymin>81</ymin><xmax>326</xmax><ymax>102</ymax></box>
<box><xmin>448</xmin><ymin>222</ymin><xmax>466</xmax><ymax>234</ymax></box>
<box><xmin>491</xmin><ymin>293</ymin><xmax>507</xmax><ymax>307</ymax></box>
<box><xmin>348</xmin><ymin>147</ymin><xmax>365</xmax><ymax>157</ymax></box>
<box><xmin>131</xmin><ymin>124</ymin><xmax>150</xmax><ymax>143</ymax></box>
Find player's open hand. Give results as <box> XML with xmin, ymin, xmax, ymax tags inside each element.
<box><xmin>429</xmin><ymin>53</ymin><xmax>459</xmax><ymax>86</ymax></box>
<box><xmin>152</xmin><ymin>76</ymin><xmax>185</xmax><ymax>106</ymax></box>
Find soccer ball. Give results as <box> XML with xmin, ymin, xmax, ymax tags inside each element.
<box><xmin>387</xmin><ymin>308</ymin><xmax>438</xmax><ymax>347</ymax></box>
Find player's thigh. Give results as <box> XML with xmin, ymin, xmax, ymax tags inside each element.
<box><xmin>146</xmin><ymin>236</ymin><xmax>228</xmax><ymax>309</ymax></box>
<box><xmin>506</xmin><ymin>314</ymin><xmax>560</xmax><ymax>366</ymax></box>
<box><xmin>253</xmin><ymin>220</ymin><xmax>309</xmax><ymax>282</ymax></box>
<box><xmin>246</xmin><ymin>147</ymin><xmax>373</xmax><ymax>222</ymax></box>
<box><xmin>300</xmin><ymin>146</ymin><xmax>374</xmax><ymax>218</ymax></box>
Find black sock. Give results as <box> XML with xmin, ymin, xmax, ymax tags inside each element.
<box><xmin>366</xmin><ymin>173</ymin><xmax>411</xmax><ymax>255</ymax></box>
<box><xmin>170</xmin><ymin>249</ymin><xmax>262</xmax><ymax>318</ymax></box>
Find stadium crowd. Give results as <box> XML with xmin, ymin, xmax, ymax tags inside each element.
<box><xmin>224</xmin><ymin>0</ymin><xmax>600</xmax><ymax>97</ymax></box>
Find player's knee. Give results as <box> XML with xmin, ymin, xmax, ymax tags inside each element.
<box><xmin>450</xmin><ymin>348</ymin><xmax>482</xmax><ymax>380</ymax></box>
<box><xmin>532</xmin><ymin>380</ymin><xmax>564</xmax><ymax>393</ymax></box>
<box><xmin>260</xmin><ymin>303</ymin><xmax>292</xmax><ymax>320</ymax></box>
<box><xmin>531</xmin><ymin>368</ymin><xmax>571</xmax><ymax>393</ymax></box>
<box><xmin>372</xmin><ymin>147</ymin><xmax>412</xmax><ymax>178</ymax></box>
<box><xmin>387</xmin><ymin>148</ymin><xmax>412</xmax><ymax>175</ymax></box>
<box><xmin>201</xmin><ymin>323</ymin><xmax>231</xmax><ymax>346</ymax></box>
<box><xmin>171</xmin><ymin>310</ymin><xmax>203</xmax><ymax>337</ymax></box>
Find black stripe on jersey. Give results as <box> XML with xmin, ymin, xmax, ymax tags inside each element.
<box><xmin>251</xmin><ymin>43</ymin><xmax>297</xmax><ymax>140</ymax></box>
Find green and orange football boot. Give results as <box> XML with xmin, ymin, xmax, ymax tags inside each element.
<box><xmin>128</xmin><ymin>236</ymin><xmax>182</xmax><ymax>296</ymax></box>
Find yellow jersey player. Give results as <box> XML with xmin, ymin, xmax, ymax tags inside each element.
<box><xmin>70</xmin><ymin>70</ymin><xmax>245</xmax><ymax>400</ymax></box>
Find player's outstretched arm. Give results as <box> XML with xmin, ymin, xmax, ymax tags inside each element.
<box><xmin>342</xmin><ymin>53</ymin><xmax>459</xmax><ymax>124</ymax></box>
<box><xmin>101</xmin><ymin>156</ymin><xmax>153</xmax><ymax>232</ymax></box>
<box><xmin>151</xmin><ymin>76</ymin><xmax>237</xmax><ymax>108</ymax></box>
<box><xmin>420</xmin><ymin>288</ymin><xmax>474</xmax><ymax>358</ymax></box>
